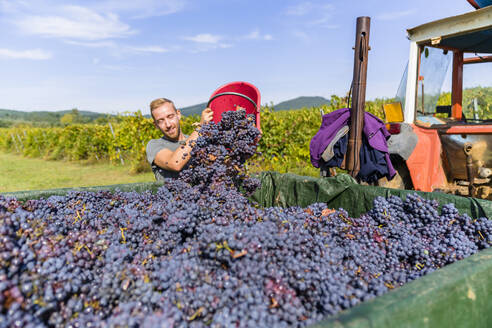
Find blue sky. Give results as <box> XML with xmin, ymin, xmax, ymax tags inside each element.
<box><xmin>0</xmin><ymin>0</ymin><xmax>482</xmax><ymax>114</ymax></box>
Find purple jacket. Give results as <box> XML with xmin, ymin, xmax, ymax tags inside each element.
<box><xmin>310</xmin><ymin>108</ymin><xmax>396</xmax><ymax>177</ymax></box>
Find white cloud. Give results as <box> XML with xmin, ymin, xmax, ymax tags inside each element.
<box><xmin>183</xmin><ymin>33</ymin><xmax>222</xmax><ymax>44</ymax></box>
<box><xmin>15</xmin><ymin>5</ymin><xmax>135</xmax><ymax>40</ymax></box>
<box><xmin>245</xmin><ymin>29</ymin><xmax>260</xmax><ymax>39</ymax></box>
<box><xmin>93</xmin><ymin>57</ymin><xmax>100</xmax><ymax>64</ymax></box>
<box><xmin>187</xmin><ymin>42</ymin><xmax>232</xmax><ymax>54</ymax></box>
<box><xmin>285</xmin><ymin>1</ymin><xmax>335</xmax><ymax>28</ymax></box>
<box><xmin>183</xmin><ymin>29</ymin><xmax>272</xmax><ymax>53</ymax></box>
<box><xmin>101</xmin><ymin>64</ymin><xmax>132</xmax><ymax>71</ymax></box>
<box><xmin>128</xmin><ymin>45</ymin><xmax>169</xmax><ymax>53</ymax></box>
<box><xmin>0</xmin><ymin>0</ymin><xmax>30</xmax><ymax>13</ymax></box>
<box><xmin>66</xmin><ymin>39</ymin><xmax>172</xmax><ymax>56</ymax></box>
<box><xmin>1</xmin><ymin>0</ymin><xmax>187</xmax><ymax>18</ymax></box>
<box><xmin>292</xmin><ymin>30</ymin><xmax>310</xmax><ymax>41</ymax></box>
<box><xmin>377</xmin><ymin>9</ymin><xmax>416</xmax><ymax>21</ymax></box>
<box><xmin>65</xmin><ymin>40</ymin><xmax>117</xmax><ymax>48</ymax></box>
<box><xmin>309</xmin><ymin>12</ymin><xmax>336</xmax><ymax>27</ymax></box>
<box><xmin>243</xmin><ymin>29</ymin><xmax>273</xmax><ymax>41</ymax></box>
<box><xmin>285</xmin><ymin>1</ymin><xmax>316</xmax><ymax>16</ymax></box>
<box><xmin>0</xmin><ymin>48</ymin><xmax>52</xmax><ymax>60</ymax></box>
<box><xmin>94</xmin><ymin>0</ymin><xmax>187</xmax><ymax>19</ymax></box>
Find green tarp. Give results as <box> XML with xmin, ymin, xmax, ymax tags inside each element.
<box><xmin>251</xmin><ymin>172</ymin><xmax>492</xmax><ymax>219</ymax></box>
<box><xmin>1</xmin><ymin>172</ymin><xmax>491</xmax><ymax>328</ymax></box>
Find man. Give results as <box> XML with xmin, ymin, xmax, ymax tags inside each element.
<box><xmin>146</xmin><ymin>98</ymin><xmax>213</xmax><ymax>181</ymax></box>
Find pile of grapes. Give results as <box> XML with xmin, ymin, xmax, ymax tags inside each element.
<box><xmin>1</xmin><ymin>111</ymin><xmax>491</xmax><ymax>328</ymax></box>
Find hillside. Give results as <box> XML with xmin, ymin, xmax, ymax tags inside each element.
<box><xmin>0</xmin><ymin>96</ymin><xmax>332</xmax><ymax>124</ymax></box>
<box><xmin>273</xmin><ymin>96</ymin><xmax>330</xmax><ymax>111</ymax></box>
<box><xmin>178</xmin><ymin>96</ymin><xmax>331</xmax><ymax>116</ymax></box>
<box><xmin>0</xmin><ymin>108</ymin><xmax>112</xmax><ymax>127</ymax></box>
<box><xmin>0</xmin><ymin>108</ymin><xmax>107</xmax><ymax>120</ymax></box>
<box><xmin>179</xmin><ymin>102</ymin><xmax>208</xmax><ymax>117</ymax></box>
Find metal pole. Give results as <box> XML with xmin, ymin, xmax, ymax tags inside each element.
<box><xmin>346</xmin><ymin>16</ymin><xmax>370</xmax><ymax>178</ymax></box>
<box><xmin>451</xmin><ymin>50</ymin><xmax>464</xmax><ymax>120</ymax></box>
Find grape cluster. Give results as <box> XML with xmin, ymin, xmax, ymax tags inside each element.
<box><xmin>0</xmin><ymin>110</ymin><xmax>490</xmax><ymax>327</ymax></box>
<box><xmin>179</xmin><ymin>110</ymin><xmax>261</xmax><ymax>196</ymax></box>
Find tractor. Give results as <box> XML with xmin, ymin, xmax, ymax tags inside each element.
<box><xmin>377</xmin><ymin>4</ymin><xmax>492</xmax><ymax>200</ymax></box>
<box><xmin>329</xmin><ymin>5</ymin><xmax>492</xmax><ymax>200</ymax></box>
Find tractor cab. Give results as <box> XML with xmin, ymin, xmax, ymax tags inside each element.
<box><xmin>384</xmin><ymin>6</ymin><xmax>492</xmax><ymax>198</ymax></box>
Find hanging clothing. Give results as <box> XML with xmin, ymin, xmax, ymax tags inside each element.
<box><xmin>310</xmin><ymin>107</ymin><xmax>396</xmax><ymax>182</ymax></box>
<box><xmin>321</xmin><ymin>125</ymin><xmax>349</xmax><ymax>163</ymax></box>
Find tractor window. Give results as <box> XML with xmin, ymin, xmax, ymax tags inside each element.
<box><xmin>462</xmin><ymin>59</ymin><xmax>492</xmax><ymax>121</ymax></box>
<box><xmin>395</xmin><ymin>62</ymin><xmax>408</xmax><ymax>111</ymax></box>
<box><xmin>416</xmin><ymin>47</ymin><xmax>452</xmax><ymax>115</ymax></box>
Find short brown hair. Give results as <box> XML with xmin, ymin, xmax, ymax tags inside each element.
<box><xmin>149</xmin><ymin>98</ymin><xmax>176</xmax><ymax>119</ymax></box>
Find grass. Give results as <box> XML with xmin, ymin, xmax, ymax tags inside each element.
<box><xmin>0</xmin><ymin>152</ymin><xmax>155</xmax><ymax>192</ymax></box>
<box><xmin>0</xmin><ymin>151</ymin><xmax>322</xmax><ymax>194</ymax></box>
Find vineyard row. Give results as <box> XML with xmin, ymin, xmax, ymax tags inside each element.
<box><xmin>0</xmin><ymin>96</ymin><xmax>386</xmax><ymax>175</ymax></box>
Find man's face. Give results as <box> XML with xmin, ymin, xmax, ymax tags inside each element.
<box><xmin>153</xmin><ymin>102</ymin><xmax>181</xmax><ymax>141</ymax></box>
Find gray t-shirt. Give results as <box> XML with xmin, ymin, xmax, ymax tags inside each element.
<box><xmin>146</xmin><ymin>135</ymin><xmax>188</xmax><ymax>181</ymax></box>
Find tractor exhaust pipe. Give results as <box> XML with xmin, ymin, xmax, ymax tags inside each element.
<box><xmin>346</xmin><ymin>16</ymin><xmax>371</xmax><ymax>178</ymax></box>
<box><xmin>464</xmin><ymin>142</ymin><xmax>476</xmax><ymax>197</ymax></box>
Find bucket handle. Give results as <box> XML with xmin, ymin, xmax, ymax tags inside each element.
<box><xmin>207</xmin><ymin>92</ymin><xmax>258</xmax><ymax>111</ymax></box>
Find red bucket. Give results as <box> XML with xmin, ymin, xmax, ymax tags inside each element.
<box><xmin>207</xmin><ymin>81</ymin><xmax>261</xmax><ymax>130</ymax></box>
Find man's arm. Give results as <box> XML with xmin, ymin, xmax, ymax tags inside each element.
<box><xmin>154</xmin><ymin>108</ymin><xmax>213</xmax><ymax>172</ymax></box>
<box><xmin>153</xmin><ymin>129</ymin><xmax>199</xmax><ymax>171</ymax></box>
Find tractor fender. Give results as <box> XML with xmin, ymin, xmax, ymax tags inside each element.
<box><xmin>387</xmin><ymin>123</ymin><xmax>418</xmax><ymax>160</ymax></box>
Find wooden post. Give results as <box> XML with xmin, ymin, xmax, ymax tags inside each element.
<box><xmin>346</xmin><ymin>16</ymin><xmax>370</xmax><ymax>178</ymax></box>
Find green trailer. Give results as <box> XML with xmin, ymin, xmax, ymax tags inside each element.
<box><xmin>3</xmin><ymin>172</ymin><xmax>491</xmax><ymax>328</ymax></box>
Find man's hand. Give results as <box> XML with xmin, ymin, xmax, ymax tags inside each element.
<box><xmin>200</xmin><ymin>107</ymin><xmax>213</xmax><ymax>125</ymax></box>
